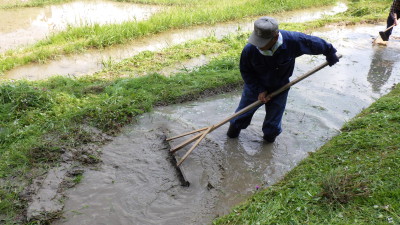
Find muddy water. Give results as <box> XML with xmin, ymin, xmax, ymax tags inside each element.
<box><xmin>55</xmin><ymin>27</ymin><xmax>400</xmax><ymax>224</ymax></box>
<box><xmin>0</xmin><ymin>0</ymin><xmax>161</xmax><ymax>52</ymax></box>
<box><xmin>2</xmin><ymin>3</ymin><xmax>347</xmax><ymax>80</ymax></box>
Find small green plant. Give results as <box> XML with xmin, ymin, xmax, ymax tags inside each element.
<box><xmin>73</xmin><ymin>174</ymin><xmax>83</xmax><ymax>184</ymax></box>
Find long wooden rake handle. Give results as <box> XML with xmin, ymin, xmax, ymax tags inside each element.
<box><xmin>382</xmin><ymin>19</ymin><xmax>399</xmax><ymax>33</ymax></box>
<box><xmin>169</xmin><ymin>99</ymin><xmax>264</xmax><ymax>152</ymax></box>
<box><xmin>169</xmin><ymin>55</ymin><xmax>342</xmax><ymax>165</ymax></box>
<box><xmin>384</xmin><ymin>24</ymin><xmax>396</xmax><ymax>32</ymax></box>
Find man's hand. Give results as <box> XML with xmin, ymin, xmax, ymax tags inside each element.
<box><xmin>326</xmin><ymin>53</ymin><xmax>339</xmax><ymax>66</ymax></box>
<box><xmin>258</xmin><ymin>91</ymin><xmax>271</xmax><ymax>103</ymax></box>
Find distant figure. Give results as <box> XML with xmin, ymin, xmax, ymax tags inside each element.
<box><xmin>227</xmin><ymin>17</ymin><xmax>339</xmax><ymax>143</ymax></box>
<box><xmin>384</xmin><ymin>0</ymin><xmax>400</xmax><ymax>40</ymax></box>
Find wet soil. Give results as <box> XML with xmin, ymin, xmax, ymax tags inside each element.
<box><xmin>19</xmin><ymin>125</ymin><xmax>112</xmax><ymax>222</ymax></box>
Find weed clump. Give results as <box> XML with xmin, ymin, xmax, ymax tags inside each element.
<box><xmin>0</xmin><ymin>81</ymin><xmax>53</xmax><ymax>116</ymax></box>
<box><xmin>319</xmin><ymin>169</ymin><xmax>370</xmax><ymax>204</ymax></box>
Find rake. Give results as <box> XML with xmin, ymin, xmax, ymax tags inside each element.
<box><xmin>379</xmin><ymin>23</ymin><xmax>396</xmax><ymax>41</ymax></box>
<box><xmin>167</xmin><ymin>55</ymin><xmax>342</xmax><ymax>167</ymax></box>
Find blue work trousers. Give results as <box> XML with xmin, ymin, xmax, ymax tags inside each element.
<box><xmin>230</xmin><ymin>84</ymin><xmax>289</xmax><ymax>139</ymax></box>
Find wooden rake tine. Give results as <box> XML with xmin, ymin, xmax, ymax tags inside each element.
<box><xmin>166</xmin><ymin>126</ymin><xmax>209</xmax><ymax>142</ymax></box>
<box><xmin>169</xmin><ymin>55</ymin><xmax>342</xmax><ymax>166</ymax></box>
<box><xmin>177</xmin><ymin>126</ymin><xmax>213</xmax><ymax>166</ymax></box>
<box><xmin>169</xmin><ymin>132</ymin><xmax>204</xmax><ymax>153</ymax></box>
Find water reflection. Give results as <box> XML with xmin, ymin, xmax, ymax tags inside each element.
<box><xmin>367</xmin><ymin>47</ymin><xmax>395</xmax><ymax>93</ymax></box>
<box><xmin>216</xmin><ymin>136</ymin><xmax>275</xmax><ymax>215</ymax></box>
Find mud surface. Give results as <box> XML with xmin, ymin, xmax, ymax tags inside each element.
<box><xmin>54</xmin><ymin>26</ymin><xmax>400</xmax><ymax>224</ymax></box>
<box><xmin>0</xmin><ymin>0</ymin><xmax>161</xmax><ymax>53</ymax></box>
<box><xmin>1</xmin><ymin>3</ymin><xmax>346</xmax><ymax>80</ymax></box>
<box><xmin>54</xmin><ymin>119</ymin><xmax>224</xmax><ymax>225</ymax></box>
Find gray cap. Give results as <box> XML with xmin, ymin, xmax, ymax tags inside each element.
<box><xmin>248</xmin><ymin>17</ymin><xmax>279</xmax><ymax>48</ymax></box>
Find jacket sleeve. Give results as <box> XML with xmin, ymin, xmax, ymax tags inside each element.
<box><xmin>390</xmin><ymin>0</ymin><xmax>400</xmax><ymax>19</ymax></box>
<box><xmin>239</xmin><ymin>46</ymin><xmax>266</xmax><ymax>93</ymax></box>
<box><xmin>294</xmin><ymin>32</ymin><xmax>337</xmax><ymax>59</ymax></box>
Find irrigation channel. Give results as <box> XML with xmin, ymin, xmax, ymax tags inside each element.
<box><xmin>48</xmin><ymin>28</ymin><xmax>400</xmax><ymax>224</ymax></box>
<box><xmin>2</xmin><ymin>1</ymin><xmax>400</xmax><ymax>225</ymax></box>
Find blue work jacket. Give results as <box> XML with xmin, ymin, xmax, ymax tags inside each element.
<box><xmin>240</xmin><ymin>30</ymin><xmax>337</xmax><ymax>94</ymax></box>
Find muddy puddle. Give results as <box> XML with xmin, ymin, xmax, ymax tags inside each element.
<box><xmin>1</xmin><ymin>3</ymin><xmax>347</xmax><ymax>80</ymax></box>
<box><xmin>53</xmin><ymin>26</ymin><xmax>400</xmax><ymax>224</ymax></box>
<box><xmin>0</xmin><ymin>0</ymin><xmax>161</xmax><ymax>53</ymax></box>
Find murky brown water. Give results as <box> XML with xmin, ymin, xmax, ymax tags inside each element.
<box><xmin>1</xmin><ymin>3</ymin><xmax>347</xmax><ymax>80</ymax></box>
<box><xmin>0</xmin><ymin>0</ymin><xmax>161</xmax><ymax>52</ymax></box>
<box><xmin>54</xmin><ymin>26</ymin><xmax>400</xmax><ymax>224</ymax></box>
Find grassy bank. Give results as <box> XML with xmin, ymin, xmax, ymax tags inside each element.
<box><xmin>0</xmin><ymin>0</ymin><xmax>195</xmax><ymax>8</ymax></box>
<box><xmin>0</xmin><ymin>0</ymin><xmax>337</xmax><ymax>74</ymax></box>
<box><xmin>0</xmin><ymin>0</ymin><xmax>397</xmax><ymax>223</ymax></box>
<box><xmin>213</xmin><ymin>84</ymin><xmax>400</xmax><ymax>224</ymax></box>
<box><xmin>0</xmin><ymin>0</ymin><xmax>72</xmax><ymax>9</ymax></box>
<box><xmin>115</xmin><ymin>0</ymin><xmax>200</xmax><ymax>6</ymax></box>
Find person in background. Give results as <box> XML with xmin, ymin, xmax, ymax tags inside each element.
<box><xmin>227</xmin><ymin>17</ymin><xmax>339</xmax><ymax>143</ymax></box>
<box><xmin>384</xmin><ymin>0</ymin><xmax>400</xmax><ymax>40</ymax></box>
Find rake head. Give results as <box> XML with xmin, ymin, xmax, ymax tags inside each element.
<box><xmin>379</xmin><ymin>31</ymin><xmax>389</xmax><ymax>41</ymax></box>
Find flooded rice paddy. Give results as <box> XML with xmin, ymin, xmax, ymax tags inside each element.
<box><xmin>55</xmin><ymin>27</ymin><xmax>400</xmax><ymax>224</ymax></box>
<box><xmin>1</xmin><ymin>2</ymin><xmax>346</xmax><ymax>80</ymax></box>
<box><xmin>0</xmin><ymin>0</ymin><xmax>161</xmax><ymax>53</ymax></box>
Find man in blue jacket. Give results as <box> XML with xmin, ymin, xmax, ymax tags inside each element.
<box><xmin>383</xmin><ymin>0</ymin><xmax>400</xmax><ymax>40</ymax></box>
<box><xmin>227</xmin><ymin>16</ymin><xmax>339</xmax><ymax>143</ymax></box>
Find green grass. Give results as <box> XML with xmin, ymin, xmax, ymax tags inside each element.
<box><xmin>114</xmin><ymin>0</ymin><xmax>200</xmax><ymax>6</ymax></box>
<box><xmin>99</xmin><ymin>34</ymin><xmax>245</xmax><ymax>77</ymax></box>
<box><xmin>0</xmin><ymin>0</ymin><xmax>72</xmax><ymax>9</ymax></box>
<box><xmin>0</xmin><ymin>0</ymin><xmax>338</xmax><ymax>74</ymax></box>
<box><xmin>213</xmin><ymin>85</ymin><xmax>400</xmax><ymax>224</ymax></box>
<box><xmin>0</xmin><ymin>0</ymin><xmax>198</xmax><ymax>8</ymax></box>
